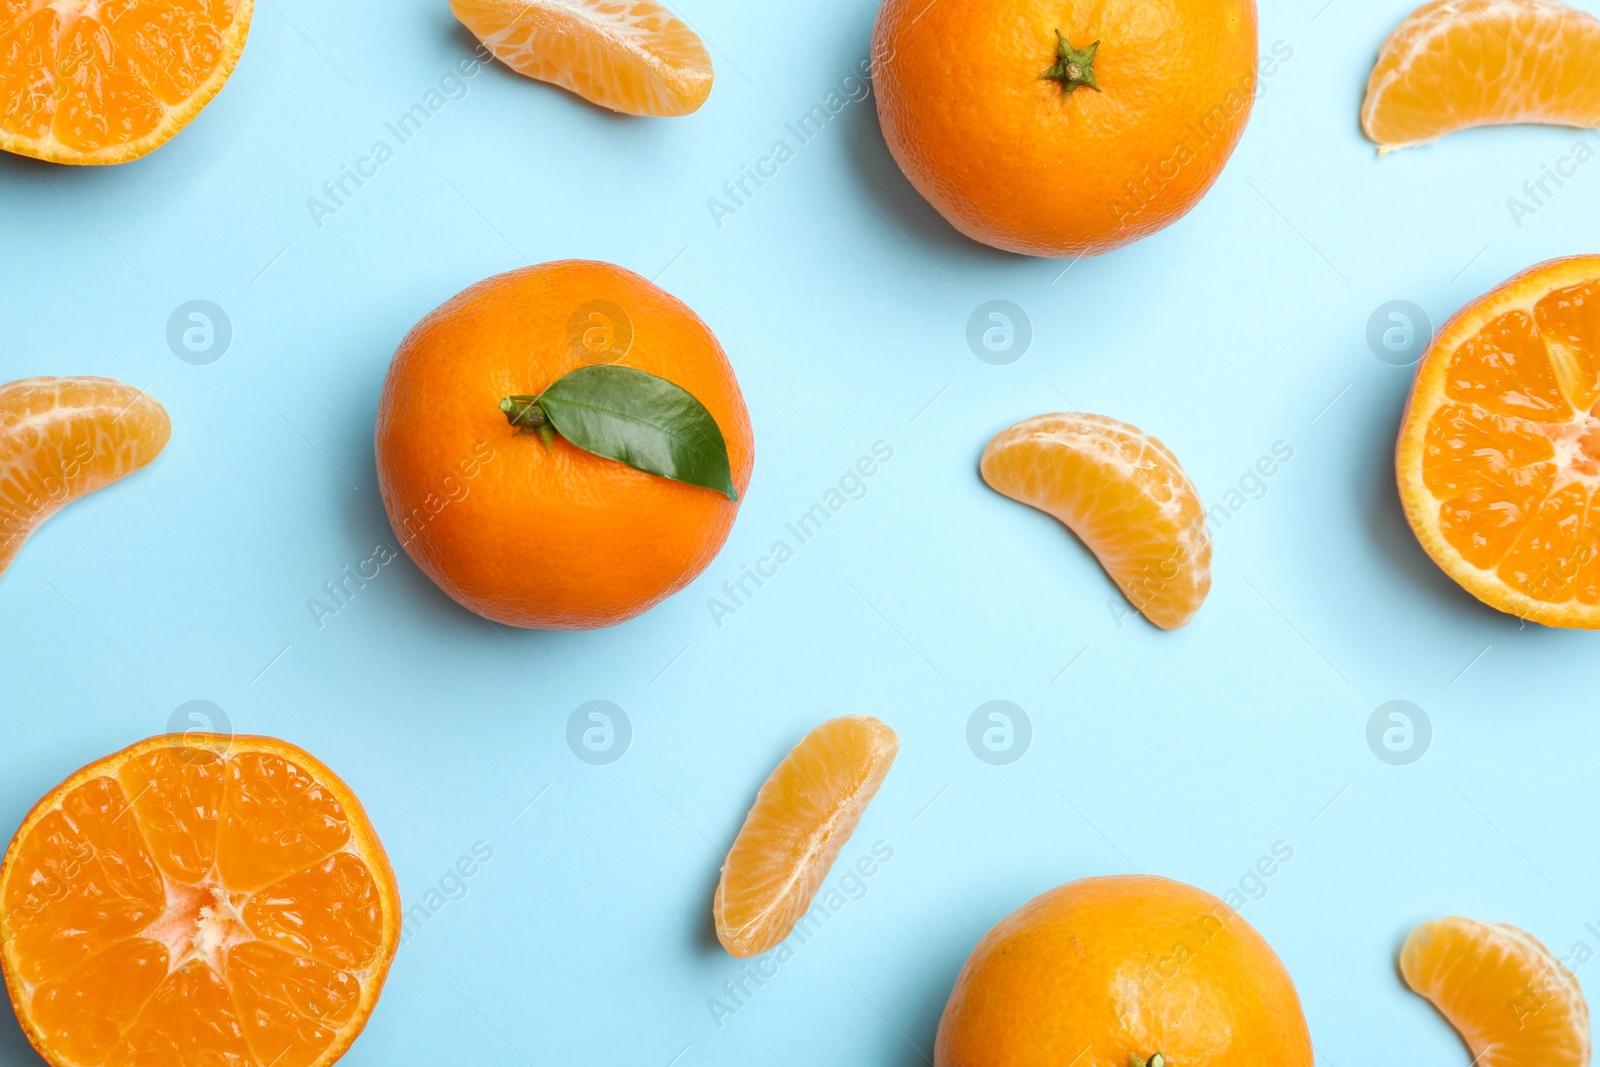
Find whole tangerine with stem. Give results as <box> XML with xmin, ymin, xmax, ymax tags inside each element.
<box><xmin>375</xmin><ymin>260</ymin><xmax>754</xmax><ymax>630</ymax></box>
<box><xmin>872</xmin><ymin>0</ymin><xmax>1260</xmax><ymax>257</ymax></box>
<box><xmin>935</xmin><ymin>875</ymin><xmax>1313</xmax><ymax>1067</ymax></box>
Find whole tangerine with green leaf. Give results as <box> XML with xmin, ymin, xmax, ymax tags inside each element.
<box><xmin>376</xmin><ymin>260</ymin><xmax>753</xmax><ymax>629</ymax></box>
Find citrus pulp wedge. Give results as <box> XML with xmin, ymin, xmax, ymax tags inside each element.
<box><xmin>713</xmin><ymin>716</ymin><xmax>897</xmax><ymax>959</ymax></box>
<box><xmin>0</xmin><ymin>733</ymin><xmax>400</xmax><ymax>1067</ymax></box>
<box><xmin>0</xmin><ymin>0</ymin><xmax>254</xmax><ymax>165</ymax></box>
<box><xmin>1396</xmin><ymin>255</ymin><xmax>1600</xmax><ymax>627</ymax></box>
<box><xmin>449</xmin><ymin>0</ymin><xmax>714</xmax><ymax>117</ymax></box>
<box><xmin>1361</xmin><ymin>0</ymin><xmax>1600</xmax><ymax>152</ymax></box>
<box><xmin>981</xmin><ymin>412</ymin><xmax>1212</xmax><ymax>630</ymax></box>
<box><xmin>1401</xmin><ymin>916</ymin><xmax>1590</xmax><ymax>1067</ymax></box>
<box><xmin>0</xmin><ymin>376</ymin><xmax>170</xmax><ymax>579</ymax></box>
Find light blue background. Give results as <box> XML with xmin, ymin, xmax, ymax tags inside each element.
<box><xmin>4</xmin><ymin>0</ymin><xmax>1600</xmax><ymax>1062</ymax></box>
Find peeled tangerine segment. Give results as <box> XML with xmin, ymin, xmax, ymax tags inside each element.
<box><xmin>1362</xmin><ymin>0</ymin><xmax>1600</xmax><ymax>151</ymax></box>
<box><xmin>449</xmin><ymin>0</ymin><xmax>714</xmax><ymax>117</ymax></box>
<box><xmin>980</xmin><ymin>412</ymin><xmax>1212</xmax><ymax>630</ymax></box>
<box><xmin>1398</xmin><ymin>255</ymin><xmax>1600</xmax><ymax>627</ymax></box>
<box><xmin>0</xmin><ymin>376</ymin><xmax>170</xmax><ymax>578</ymax></box>
<box><xmin>713</xmin><ymin>716</ymin><xmax>898</xmax><ymax>959</ymax></box>
<box><xmin>1401</xmin><ymin>917</ymin><xmax>1590</xmax><ymax>1067</ymax></box>
<box><xmin>0</xmin><ymin>734</ymin><xmax>399</xmax><ymax>1067</ymax></box>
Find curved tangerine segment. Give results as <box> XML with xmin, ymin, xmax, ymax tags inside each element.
<box><xmin>1361</xmin><ymin>0</ymin><xmax>1600</xmax><ymax>151</ymax></box>
<box><xmin>0</xmin><ymin>0</ymin><xmax>254</xmax><ymax>164</ymax></box>
<box><xmin>450</xmin><ymin>0</ymin><xmax>714</xmax><ymax>117</ymax></box>
<box><xmin>0</xmin><ymin>735</ymin><xmax>399</xmax><ymax>1067</ymax></box>
<box><xmin>980</xmin><ymin>412</ymin><xmax>1212</xmax><ymax>630</ymax></box>
<box><xmin>1401</xmin><ymin>917</ymin><xmax>1590</xmax><ymax>1067</ymax></box>
<box><xmin>0</xmin><ymin>376</ymin><xmax>170</xmax><ymax>577</ymax></box>
<box><xmin>713</xmin><ymin>716</ymin><xmax>897</xmax><ymax>959</ymax></box>
<box><xmin>1402</xmin><ymin>257</ymin><xmax>1600</xmax><ymax>625</ymax></box>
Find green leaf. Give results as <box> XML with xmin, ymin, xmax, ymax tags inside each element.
<box><xmin>533</xmin><ymin>365</ymin><xmax>739</xmax><ymax>500</ymax></box>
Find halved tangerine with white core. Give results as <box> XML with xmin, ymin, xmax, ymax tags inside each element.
<box><xmin>1396</xmin><ymin>255</ymin><xmax>1600</xmax><ymax>627</ymax></box>
<box><xmin>0</xmin><ymin>734</ymin><xmax>400</xmax><ymax>1067</ymax></box>
<box><xmin>0</xmin><ymin>0</ymin><xmax>255</xmax><ymax>165</ymax></box>
<box><xmin>1401</xmin><ymin>916</ymin><xmax>1590</xmax><ymax>1067</ymax></box>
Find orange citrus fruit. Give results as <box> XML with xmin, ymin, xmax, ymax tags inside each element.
<box><xmin>871</xmin><ymin>0</ymin><xmax>1259</xmax><ymax>257</ymax></box>
<box><xmin>1395</xmin><ymin>255</ymin><xmax>1600</xmax><ymax>627</ymax></box>
<box><xmin>0</xmin><ymin>376</ymin><xmax>170</xmax><ymax>579</ymax></box>
<box><xmin>713</xmin><ymin>716</ymin><xmax>898</xmax><ymax>959</ymax></box>
<box><xmin>0</xmin><ymin>733</ymin><xmax>400</xmax><ymax>1067</ymax></box>
<box><xmin>0</xmin><ymin>0</ymin><xmax>254</xmax><ymax>165</ymax></box>
<box><xmin>1361</xmin><ymin>0</ymin><xmax>1600</xmax><ymax>153</ymax></box>
<box><xmin>1401</xmin><ymin>916</ymin><xmax>1590</xmax><ymax>1067</ymax></box>
<box><xmin>450</xmin><ymin>0</ymin><xmax>713</xmax><ymax>117</ymax></box>
<box><xmin>981</xmin><ymin>412</ymin><xmax>1212</xmax><ymax>629</ymax></box>
<box><xmin>376</xmin><ymin>259</ymin><xmax>753</xmax><ymax>630</ymax></box>
<box><xmin>935</xmin><ymin>875</ymin><xmax>1314</xmax><ymax>1067</ymax></box>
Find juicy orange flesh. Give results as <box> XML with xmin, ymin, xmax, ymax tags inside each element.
<box><xmin>980</xmin><ymin>414</ymin><xmax>1212</xmax><ymax>630</ymax></box>
<box><xmin>0</xmin><ymin>377</ymin><xmax>170</xmax><ymax>576</ymax></box>
<box><xmin>1401</xmin><ymin>917</ymin><xmax>1590</xmax><ymax>1067</ymax></box>
<box><xmin>1363</xmin><ymin>0</ymin><xmax>1600</xmax><ymax>148</ymax></box>
<box><xmin>714</xmin><ymin>716</ymin><xmax>897</xmax><ymax>959</ymax></box>
<box><xmin>3</xmin><ymin>745</ymin><xmax>386</xmax><ymax>1067</ymax></box>
<box><xmin>0</xmin><ymin>0</ymin><xmax>241</xmax><ymax>153</ymax></box>
<box><xmin>1420</xmin><ymin>280</ymin><xmax>1600</xmax><ymax>603</ymax></box>
<box><xmin>450</xmin><ymin>0</ymin><xmax>713</xmax><ymax>117</ymax></box>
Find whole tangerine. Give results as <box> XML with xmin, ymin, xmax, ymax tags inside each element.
<box><xmin>375</xmin><ymin>260</ymin><xmax>754</xmax><ymax>630</ymax></box>
<box><xmin>935</xmin><ymin>875</ymin><xmax>1313</xmax><ymax>1067</ymax></box>
<box><xmin>872</xmin><ymin>0</ymin><xmax>1260</xmax><ymax>257</ymax></box>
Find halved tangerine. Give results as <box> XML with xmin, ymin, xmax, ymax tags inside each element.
<box><xmin>0</xmin><ymin>734</ymin><xmax>400</xmax><ymax>1067</ymax></box>
<box><xmin>713</xmin><ymin>716</ymin><xmax>897</xmax><ymax>959</ymax></box>
<box><xmin>0</xmin><ymin>0</ymin><xmax>255</xmax><ymax>165</ymax></box>
<box><xmin>450</xmin><ymin>0</ymin><xmax>714</xmax><ymax>117</ymax></box>
<box><xmin>0</xmin><ymin>376</ymin><xmax>170</xmax><ymax>579</ymax></box>
<box><xmin>981</xmin><ymin>412</ymin><xmax>1212</xmax><ymax>630</ymax></box>
<box><xmin>1396</xmin><ymin>255</ymin><xmax>1600</xmax><ymax>627</ymax></box>
<box><xmin>1361</xmin><ymin>0</ymin><xmax>1600</xmax><ymax>152</ymax></box>
<box><xmin>1401</xmin><ymin>916</ymin><xmax>1590</xmax><ymax>1067</ymax></box>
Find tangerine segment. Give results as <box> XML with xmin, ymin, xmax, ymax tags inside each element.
<box><xmin>450</xmin><ymin>0</ymin><xmax>713</xmax><ymax>117</ymax></box>
<box><xmin>0</xmin><ymin>376</ymin><xmax>170</xmax><ymax>579</ymax></box>
<box><xmin>1361</xmin><ymin>0</ymin><xmax>1600</xmax><ymax>152</ymax></box>
<box><xmin>0</xmin><ymin>734</ymin><xmax>400</xmax><ymax>1067</ymax></box>
<box><xmin>1401</xmin><ymin>917</ymin><xmax>1590</xmax><ymax>1067</ymax></box>
<box><xmin>713</xmin><ymin>716</ymin><xmax>897</xmax><ymax>959</ymax></box>
<box><xmin>0</xmin><ymin>0</ymin><xmax>254</xmax><ymax>165</ymax></box>
<box><xmin>1397</xmin><ymin>255</ymin><xmax>1600</xmax><ymax>626</ymax></box>
<box><xmin>980</xmin><ymin>413</ymin><xmax>1212</xmax><ymax>630</ymax></box>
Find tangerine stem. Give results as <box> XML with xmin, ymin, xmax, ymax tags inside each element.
<box><xmin>1130</xmin><ymin>1055</ymin><xmax>1167</xmax><ymax>1067</ymax></box>
<box><xmin>1042</xmin><ymin>31</ymin><xmax>1102</xmax><ymax>95</ymax></box>
<box><xmin>499</xmin><ymin>395</ymin><xmax>556</xmax><ymax>449</ymax></box>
